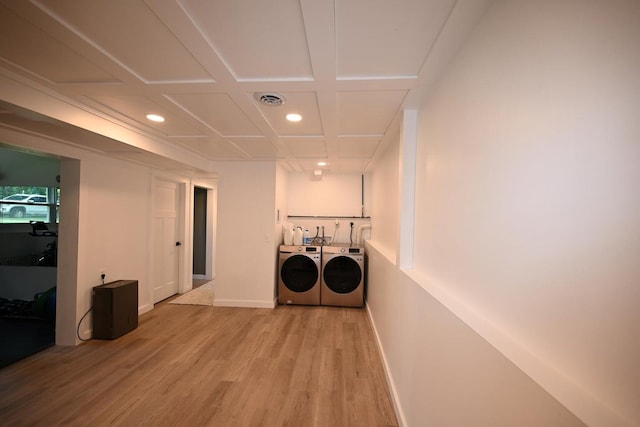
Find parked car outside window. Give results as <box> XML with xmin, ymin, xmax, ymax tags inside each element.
<box><xmin>0</xmin><ymin>194</ymin><xmax>49</xmax><ymax>218</ymax></box>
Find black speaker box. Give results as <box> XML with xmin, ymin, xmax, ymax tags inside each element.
<box><xmin>92</xmin><ymin>280</ymin><xmax>138</xmax><ymax>340</ymax></box>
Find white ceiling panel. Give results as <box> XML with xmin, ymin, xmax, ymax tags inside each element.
<box><xmin>337</xmin><ymin>137</ymin><xmax>381</xmax><ymax>158</ymax></box>
<box><xmin>336</xmin><ymin>158</ymin><xmax>371</xmax><ymax>173</ymax></box>
<box><xmin>0</xmin><ymin>0</ymin><xmax>492</xmax><ymax>172</ymax></box>
<box><xmin>168</xmin><ymin>93</ymin><xmax>261</xmax><ymax>136</ymax></box>
<box><xmin>34</xmin><ymin>0</ymin><xmax>213</xmax><ymax>82</ymax></box>
<box><xmin>180</xmin><ymin>0</ymin><xmax>313</xmax><ymax>80</ymax></box>
<box><xmin>230</xmin><ymin>137</ymin><xmax>282</xmax><ymax>159</ymax></box>
<box><xmin>283</xmin><ymin>138</ymin><xmax>327</xmax><ymax>158</ymax></box>
<box><xmin>174</xmin><ymin>138</ymin><xmax>245</xmax><ymax>159</ymax></box>
<box><xmin>335</xmin><ymin>0</ymin><xmax>456</xmax><ymax>78</ymax></box>
<box><xmin>89</xmin><ymin>95</ymin><xmax>205</xmax><ymax>137</ymax></box>
<box><xmin>297</xmin><ymin>159</ymin><xmax>330</xmax><ymax>172</ymax></box>
<box><xmin>0</xmin><ymin>4</ymin><xmax>116</xmax><ymax>84</ymax></box>
<box><xmin>337</xmin><ymin>91</ymin><xmax>407</xmax><ymax>135</ymax></box>
<box><xmin>254</xmin><ymin>92</ymin><xmax>322</xmax><ymax>136</ymax></box>
<box><xmin>294</xmin><ymin>159</ymin><xmax>369</xmax><ymax>173</ymax></box>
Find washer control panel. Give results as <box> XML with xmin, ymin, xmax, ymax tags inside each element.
<box><xmin>322</xmin><ymin>244</ymin><xmax>364</xmax><ymax>255</ymax></box>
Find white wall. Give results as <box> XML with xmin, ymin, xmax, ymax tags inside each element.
<box><xmin>275</xmin><ymin>163</ymin><xmax>288</xmax><ymax>245</ymax></box>
<box><xmin>369</xmin><ymin>122</ymin><xmax>583</xmax><ymax>426</ymax></box>
<box><xmin>414</xmin><ymin>1</ymin><xmax>639</xmax><ymax>425</ymax></box>
<box><xmin>211</xmin><ymin>161</ymin><xmax>278</xmax><ymax>307</ymax></box>
<box><xmin>367</xmin><ymin>1</ymin><xmax>640</xmax><ymax>426</ymax></box>
<box><xmin>0</xmin><ymin>128</ymin><xmax>200</xmax><ymax>344</ymax></box>
<box><xmin>287</xmin><ymin>171</ymin><xmax>367</xmax><ymax>217</ymax></box>
<box><xmin>2</xmin><ymin>128</ymin><xmax>281</xmax><ymax>335</ymax></box>
<box><xmin>368</xmin><ymin>129</ymin><xmax>399</xmax><ymax>259</ymax></box>
<box><xmin>274</xmin><ymin>164</ymin><xmax>288</xmax><ymax>297</ymax></box>
<box><xmin>75</xmin><ymin>155</ymin><xmax>153</xmax><ymax>324</ymax></box>
<box><xmin>366</xmin><ymin>244</ymin><xmax>585</xmax><ymax>427</ymax></box>
<box><xmin>286</xmin><ymin>171</ymin><xmax>371</xmax><ymax>245</ymax></box>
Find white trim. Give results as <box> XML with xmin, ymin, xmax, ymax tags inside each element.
<box><xmin>397</xmin><ymin>110</ymin><xmax>417</xmax><ymax>269</ymax></box>
<box><xmin>138</xmin><ymin>303</ymin><xmax>153</xmax><ymax>315</ymax></box>
<box><xmin>365</xmin><ymin>301</ymin><xmax>406</xmax><ymax>427</ymax></box>
<box><xmin>177</xmin><ymin>181</ymin><xmax>189</xmax><ymax>295</ymax></box>
<box><xmin>404</xmin><ymin>268</ymin><xmax>631</xmax><ymax>427</ymax></box>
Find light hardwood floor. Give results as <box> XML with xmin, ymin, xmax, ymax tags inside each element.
<box><xmin>0</xmin><ymin>300</ymin><xmax>398</xmax><ymax>426</ymax></box>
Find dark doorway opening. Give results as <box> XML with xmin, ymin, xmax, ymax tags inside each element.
<box><xmin>193</xmin><ymin>187</ymin><xmax>207</xmax><ymax>276</ymax></box>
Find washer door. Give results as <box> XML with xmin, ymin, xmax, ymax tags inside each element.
<box><xmin>323</xmin><ymin>256</ymin><xmax>362</xmax><ymax>294</ymax></box>
<box><xmin>281</xmin><ymin>255</ymin><xmax>319</xmax><ymax>292</ymax></box>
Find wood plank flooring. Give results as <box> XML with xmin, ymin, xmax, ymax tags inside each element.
<box><xmin>0</xmin><ymin>301</ymin><xmax>398</xmax><ymax>426</ymax></box>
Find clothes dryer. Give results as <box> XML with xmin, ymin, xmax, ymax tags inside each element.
<box><xmin>321</xmin><ymin>244</ymin><xmax>364</xmax><ymax>307</ymax></box>
<box><xmin>278</xmin><ymin>245</ymin><xmax>321</xmax><ymax>305</ymax></box>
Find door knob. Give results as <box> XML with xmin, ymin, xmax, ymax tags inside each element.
<box><xmin>175</xmin><ymin>241</ymin><xmax>182</xmax><ymax>246</ymax></box>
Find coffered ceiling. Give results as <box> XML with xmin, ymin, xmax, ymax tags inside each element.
<box><xmin>0</xmin><ymin>0</ymin><xmax>490</xmax><ymax>172</ymax></box>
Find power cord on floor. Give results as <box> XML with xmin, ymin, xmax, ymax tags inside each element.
<box><xmin>77</xmin><ymin>275</ymin><xmax>106</xmax><ymax>342</ymax></box>
<box><xmin>77</xmin><ymin>305</ymin><xmax>93</xmax><ymax>342</ymax></box>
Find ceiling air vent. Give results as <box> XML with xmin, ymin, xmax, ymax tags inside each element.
<box><xmin>255</xmin><ymin>93</ymin><xmax>286</xmax><ymax>106</ymax></box>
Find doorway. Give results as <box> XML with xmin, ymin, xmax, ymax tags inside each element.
<box><xmin>193</xmin><ymin>187</ymin><xmax>207</xmax><ymax>278</ymax></box>
<box><xmin>192</xmin><ymin>184</ymin><xmax>216</xmax><ymax>288</ymax></box>
<box><xmin>0</xmin><ymin>147</ymin><xmax>60</xmax><ymax>366</ymax></box>
<box><xmin>152</xmin><ymin>179</ymin><xmax>182</xmax><ymax>303</ymax></box>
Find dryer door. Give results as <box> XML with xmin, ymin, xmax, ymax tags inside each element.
<box><xmin>323</xmin><ymin>256</ymin><xmax>362</xmax><ymax>294</ymax></box>
<box><xmin>281</xmin><ymin>255</ymin><xmax>319</xmax><ymax>292</ymax></box>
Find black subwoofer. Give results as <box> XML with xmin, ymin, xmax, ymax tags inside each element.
<box><xmin>92</xmin><ymin>280</ymin><xmax>138</xmax><ymax>340</ymax></box>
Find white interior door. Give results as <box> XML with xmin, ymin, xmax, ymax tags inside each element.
<box><xmin>153</xmin><ymin>179</ymin><xmax>180</xmax><ymax>303</ymax></box>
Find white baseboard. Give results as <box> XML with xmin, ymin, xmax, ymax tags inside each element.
<box><xmin>138</xmin><ymin>303</ymin><xmax>153</xmax><ymax>315</ymax></box>
<box><xmin>365</xmin><ymin>302</ymin><xmax>406</xmax><ymax>427</ymax></box>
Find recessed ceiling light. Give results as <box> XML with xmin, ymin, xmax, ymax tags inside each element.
<box><xmin>286</xmin><ymin>113</ymin><xmax>302</xmax><ymax>122</ymax></box>
<box><xmin>146</xmin><ymin>113</ymin><xmax>165</xmax><ymax>123</ymax></box>
<box><xmin>317</xmin><ymin>161</ymin><xmax>327</xmax><ymax>166</ymax></box>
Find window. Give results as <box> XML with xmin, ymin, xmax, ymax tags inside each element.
<box><xmin>0</xmin><ymin>186</ymin><xmax>60</xmax><ymax>224</ymax></box>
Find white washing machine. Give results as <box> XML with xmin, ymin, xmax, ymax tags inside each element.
<box><xmin>321</xmin><ymin>244</ymin><xmax>364</xmax><ymax>307</ymax></box>
<box><xmin>278</xmin><ymin>245</ymin><xmax>322</xmax><ymax>305</ymax></box>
